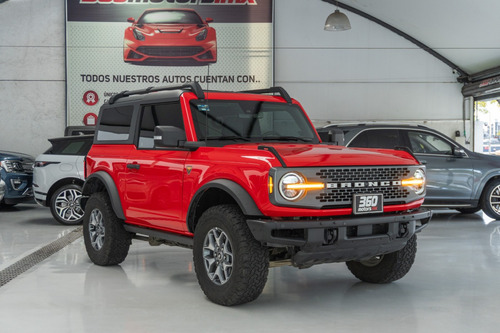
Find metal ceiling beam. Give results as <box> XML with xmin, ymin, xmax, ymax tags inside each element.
<box><xmin>321</xmin><ymin>0</ymin><xmax>470</xmax><ymax>82</ymax></box>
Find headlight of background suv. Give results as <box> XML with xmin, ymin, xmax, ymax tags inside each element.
<box><xmin>1</xmin><ymin>160</ymin><xmax>24</xmax><ymax>173</ymax></box>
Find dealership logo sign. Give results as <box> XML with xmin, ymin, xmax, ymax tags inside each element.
<box><xmin>80</xmin><ymin>0</ymin><xmax>257</xmax><ymax>4</ymax></box>
<box><xmin>83</xmin><ymin>91</ymin><xmax>99</xmax><ymax>106</ymax></box>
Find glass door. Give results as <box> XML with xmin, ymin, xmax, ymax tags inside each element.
<box><xmin>475</xmin><ymin>99</ymin><xmax>500</xmax><ymax>154</ymax></box>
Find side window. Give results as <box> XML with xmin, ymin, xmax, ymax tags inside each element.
<box><xmin>138</xmin><ymin>102</ymin><xmax>184</xmax><ymax>149</ymax></box>
<box><xmin>96</xmin><ymin>105</ymin><xmax>134</xmax><ymax>142</ymax></box>
<box><xmin>349</xmin><ymin>129</ymin><xmax>401</xmax><ymax>149</ymax></box>
<box><xmin>407</xmin><ymin>131</ymin><xmax>453</xmax><ymax>155</ymax></box>
<box><xmin>50</xmin><ymin>139</ymin><xmax>92</xmax><ymax>155</ymax></box>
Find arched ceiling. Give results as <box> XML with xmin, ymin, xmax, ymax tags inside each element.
<box><xmin>323</xmin><ymin>0</ymin><xmax>500</xmax><ymax>77</ymax></box>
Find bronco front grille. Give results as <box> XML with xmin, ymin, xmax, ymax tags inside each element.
<box><xmin>137</xmin><ymin>46</ymin><xmax>204</xmax><ymax>57</ymax></box>
<box><xmin>270</xmin><ymin>165</ymin><xmax>421</xmax><ymax>209</ymax></box>
<box><xmin>316</xmin><ymin>167</ymin><xmax>410</xmax><ymax>204</ymax></box>
<box><xmin>316</xmin><ymin>167</ymin><xmax>410</xmax><ymax>182</ymax></box>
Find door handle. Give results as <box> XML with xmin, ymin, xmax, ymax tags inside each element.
<box><xmin>127</xmin><ymin>163</ymin><xmax>140</xmax><ymax>170</ymax></box>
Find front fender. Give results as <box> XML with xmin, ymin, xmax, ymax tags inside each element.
<box><xmin>474</xmin><ymin>171</ymin><xmax>500</xmax><ymax>200</ymax></box>
<box><xmin>81</xmin><ymin>171</ymin><xmax>125</xmax><ymax>220</ymax></box>
<box><xmin>187</xmin><ymin>179</ymin><xmax>264</xmax><ymax>232</ymax></box>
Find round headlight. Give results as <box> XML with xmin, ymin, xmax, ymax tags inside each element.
<box><xmin>413</xmin><ymin>168</ymin><xmax>426</xmax><ymax>195</ymax></box>
<box><xmin>279</xmin><ymin>172</ymin><xmax>305</xmax><ymax>201</ymax></box>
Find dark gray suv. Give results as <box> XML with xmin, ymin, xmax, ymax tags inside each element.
<box><xmin>318</xmin><ymin>124</ymin><xmax>500</xmax><ymax>219</ymax></box>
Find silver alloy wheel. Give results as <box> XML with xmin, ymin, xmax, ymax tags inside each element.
<box><xmin>88</xmin><ymin>208</ymin><xmax>105</xmax><ymax>251</ymax></box>
<box><xmin>489</xmin><ymin>184</ymin><xmax>500</xmax><ymax>214</ymax></box>
<box><xmin>360</xmin><ymin>255</ymin><xmax>384</xmax><ymax>267</ymax></box>
<box><xmin>54</xmin><ymin>188</ymin><xmax>84</xmax><ymax>222</ymax></box>
<box><xmin>203</xmin><ymin>227</ymin><xmax>233</xmax><ymax>285</ymax></box>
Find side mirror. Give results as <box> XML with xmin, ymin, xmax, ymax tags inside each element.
<box><xmin>318</xmin><ymin>128</ymin><xmax>345</xmax><ymax>146</ymax></box>
<box><xmin>205</xmin><ymin>18</ymin><xmax>214</xmax><ymax>23</ymax></box>
<box><xmin>453</xmin><ymin>147</ymin><xmax>467</xmax><ymax>157</ymax></box>
<box><xmin>154</xmin><ymin>126</ymin><xmax>186</xmax><ymax>148</ymax></box>
<box><xmin>127</xmin><ymin>17</ymin><xmax>135</xmax><ymax>23</ymax></box>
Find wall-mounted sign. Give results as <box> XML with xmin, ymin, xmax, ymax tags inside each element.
<box><xmin>65</xmin><ymin>0</ymin><xmax>274</xmax><ymax>126</ymax></box>
<box><xmin>83</xmin><ymin>91</ymin><xmax>99</xmax><ymax>106</ymax></box>
<box><xmin>83</xmin><ymin>113</ymin><xmax>98</xmax><ymax>126</ymax></box>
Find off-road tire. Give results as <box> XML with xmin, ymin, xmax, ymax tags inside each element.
<box><xmin>481</xmin><ymin>180</ymin><xmax>500</xmax><ymax>220</ymax></box>
<box><xmin>193</xmin><ymin>204</ymin><xmax>269</xmax><ymax>306</ymax></box>
<box><xmin>50</xmin><ymin>184</ymin><xmax>84</xmax><ymax>225</ymax></box>
<box><xmin>83</xmin><ymin>192</ymin><xmax>132</xmax><ymax>266</ymax></box>
<box><xmin>346</xmin><ymin>235</ymin><xmax>417</xmax><ymax>284</ymax></box>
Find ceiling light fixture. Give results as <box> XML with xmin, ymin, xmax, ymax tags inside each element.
<box><xmin>324</xmin><ymin>3</ymin><xmax>351</xmax><ymax>31</ymax></box>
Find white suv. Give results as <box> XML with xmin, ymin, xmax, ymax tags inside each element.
<box><xmin>33</xmin><ymin>135</ymin><xmax>93</xmax><ymax>225</ymax></box>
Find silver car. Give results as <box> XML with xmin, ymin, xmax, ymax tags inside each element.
<box><xmin>33</xmin><ymin>135</ymin><xmax>93</xmax><ymax>225</ymax></box>
<box><xmin>318</xmin><ymin>123</ymin><xmax>500</xmax><ymax>219</ymax></box>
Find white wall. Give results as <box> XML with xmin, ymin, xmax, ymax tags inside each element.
<box><xmin>0</xmin><ymin>0</ymin><xmax>66</xmax><ymax>157</ymax></box>
<box><xmin>0</xmin><ymin>0</ymin><xmax>469</xmax><ymax>157</ymax></box>
<box><xmin>274</xmin><ymin>0</ymin><xmax>467</xmax><ymax>141</ymax></box>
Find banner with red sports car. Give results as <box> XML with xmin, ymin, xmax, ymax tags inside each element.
<box><xmin>65</xmin><ymin>0</ymin><xmax>274</xmax><ymax>126</ymax></box>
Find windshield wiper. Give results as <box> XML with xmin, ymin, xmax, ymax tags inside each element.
<box><xmin>203</xmin><ymin>136</ymin><xmax>251</xmax><ymax>142</ymax></box>
<box><xmin>262</xmin><ymin>136</ymin><xmax>313</xmax><ymax>142</ymax></box>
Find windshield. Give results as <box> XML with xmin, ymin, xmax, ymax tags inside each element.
<box><xmin>190</xmin><ymin>100</ymin><xmax>319</xmax><ymax>144</ymax></box>
<box><xmin>138</xmin><ymin>10</ymin><xmax>203</xmax><ymax>25</ymax></box>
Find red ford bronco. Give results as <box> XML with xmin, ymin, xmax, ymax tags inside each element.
<box><xmin>81</xmin><ymin>82</ymin><xmax>431</xmax><ymax>306</ymax></box>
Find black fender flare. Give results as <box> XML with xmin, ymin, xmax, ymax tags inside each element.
<box><xmin>187</xmin><ymin>179</ymin><xmax>263</xmax><ymax>231</ymax></box>
<box><xmin>81</xmin><ymin>171</ymin><xmax>125</xmax><ymax>220</ymax></box>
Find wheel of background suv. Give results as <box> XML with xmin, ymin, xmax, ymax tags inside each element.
<box><xmin>50</xmin><ymin>184</ymin><xmax>84</xmax><ymax>225</ymax></box>
<box><xmin>193</xmin><ymin>204</ymin><xmax>269</xmax><ymax>306</ymax></box>
<box><xmin>83</xmin><ymin>192</ymin><xmax>132</xmax><ymax>266</ymax></box>
<box><xmin>346</xmin><ymin>235</ymin><xmax>417</xmax><ymax>284</ymax></box>
<box><xmin>455</xmin><ymin>207</ymin><xmax>481</xmax><ymax>214</ymax></box>
<box><xmin>481</xmin><ymin>180</ymin><xmax>500</xmax><ymax>220</ymax></box>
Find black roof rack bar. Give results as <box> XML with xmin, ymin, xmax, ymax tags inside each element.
<box><xmin>239</xmin><ymin>87</ymin><xmax>292</xmax><ymax>104</ymax></box>
<box><xmin>108</xmin><ymin>81</ymin><xmax>204</xmax><ymax>104</ymax></box>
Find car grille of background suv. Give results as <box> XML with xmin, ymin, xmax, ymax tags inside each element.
<box><xmin>137</xmin><ymin>46</ymin><xmax>204</xmax><ymax>57</ymax></box>
<box><xmin>315</xmin><ymin>167</ymin><xmax>411</xmax><ymax>205</ymax></box>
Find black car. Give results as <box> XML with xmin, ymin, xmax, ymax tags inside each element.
<box><xmin>318</xmin><ymin>123</ymin><xmax>500</xmax><ymax>219</ymax></box>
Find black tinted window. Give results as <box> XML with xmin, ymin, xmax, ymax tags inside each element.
<box><xmin>349</xmin><ymin>129</ymin><xmax>401</xmax><ymax>149</ymax></box>
<box><xmin>190</xmin><ymin>100</ymin><xmax>318</xmax><ymax>143</ymax></box>
<box><xmin>45</xmin><ymin>137</ymin><xmax>93</xmax><ymax>156</ymax></box>
<box><xmin>96</xmin><ymin>106</ymin><xmax>134</xmax><ymax>142</ymax></box>
<box><xmin>139</xmin><ymin>10</ymin><xmax>202</xmax><ymax>25</ymax></box>
<box><xmin>138</xmin><ymin>102</ymin><xmax>184</xmax><ymax>149</ymax></box>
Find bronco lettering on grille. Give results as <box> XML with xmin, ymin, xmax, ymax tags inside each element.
<box><xmin>327</xmin><ymin>181</ymin><xmax>402</xmax><ymax>189</ymax></box>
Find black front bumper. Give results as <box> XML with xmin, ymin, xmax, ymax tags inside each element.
<box><xmin>246</xmin><ymin>208</ymin><xmax>431</xmax><ymax>268</ymax></box>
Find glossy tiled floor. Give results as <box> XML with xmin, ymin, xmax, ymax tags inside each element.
<box><xmin>1</xmin><ymin>203</ymin><xmax>500</xmax><ymax>333</ymax></box>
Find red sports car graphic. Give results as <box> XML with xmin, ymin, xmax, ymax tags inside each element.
<box><xmin>123</xmin><ymin>8</ymin><xmax>217</xmax><ymax>65</ymax></box>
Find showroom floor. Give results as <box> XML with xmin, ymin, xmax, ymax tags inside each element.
<box><xmin>1</xmin><ymin>204</ymin><xmax>500</xmax><ymax>333</ymax></box>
